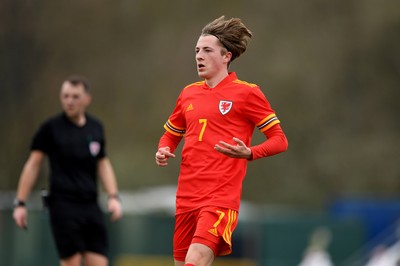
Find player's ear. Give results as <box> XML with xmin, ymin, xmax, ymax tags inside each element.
<box><xmin>224</xmin><ymin>51</ymin><xmax>232</xmax><ymax>64</ymax></box>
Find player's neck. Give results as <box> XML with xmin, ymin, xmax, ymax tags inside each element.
<box><xmin>205</xmin><ymin>71</ymin><xmax>229</xmax><ymax>88</ymax></box>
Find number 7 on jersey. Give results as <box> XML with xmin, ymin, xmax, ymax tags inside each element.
<box><xmin>198</xmin><ymin>119</ymin><xmax>207</xmax><ymax>141</ymax></box>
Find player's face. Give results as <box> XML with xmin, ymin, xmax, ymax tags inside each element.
<box><xmin>195</xmin><ymin>35</ymin><xmax>231</xmax><ymax>80</ymax></box>
<box><xmin>60</xmin><ymin>82</ymin><xmax>90</xmax><ymax>119</ymax></box>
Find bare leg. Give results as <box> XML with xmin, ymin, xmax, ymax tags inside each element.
<box><xmin>60</xmin><ymin>253</ymin><xmax>82</xmax><ymax>266</ymax></box>
<box><xmin>83</xmin><ymin>252</ymin><xmax>108</xmax><ymax>266</ymax></box>
<box><xmin>185</xmin><ymin>243</ymin><xmax>215</xmax><ymax>266</ymax></box>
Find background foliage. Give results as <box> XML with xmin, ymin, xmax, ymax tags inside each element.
<box><xmin>1</xmin><ymin>0</ymin><xmax>399</xmax><ymax>208</ymax></box>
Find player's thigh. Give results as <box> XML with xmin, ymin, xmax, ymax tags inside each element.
<box><xmin>195</xmin><ymin>207</ymin><xmax>238</xmax><ymax>256</ymax></box>
<box><xmin>174</xmin><ymin>210</ymin><xmax>198</xmax><ymax>261</ymax></box>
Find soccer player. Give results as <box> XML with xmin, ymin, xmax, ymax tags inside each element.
<box><xmin>13</xmin><ymin>76</ymin><xmax>123</xmax><ymax>266</ymax></box>
<box><xmin>155</xmin><ymin>16</ymin><xmax>288</xmax><ymax>266</ymax></box>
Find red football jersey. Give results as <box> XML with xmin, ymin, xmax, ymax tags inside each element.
<box><xmin>163</xmin><ymin>72</ymin><xmax>280</xmax><ymax>214</ymax></box>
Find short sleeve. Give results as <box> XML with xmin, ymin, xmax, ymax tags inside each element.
<box><xmin>163</xmin><ymin>91</ymin><xmax>186</xmax><ymax>136</ymax></box>
<box><xmin>244</xmin><ymin>86</ymin><xmax>280</xmax><ymax>132</ymax></box>
<box><xmin>31</xmin><ymin>121</ymin><xmax>53</xmax><ymax>154</ymax></box>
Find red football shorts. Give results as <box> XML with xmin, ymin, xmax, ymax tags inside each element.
<box><xmin>173</xmin><ymin>206</ymin><xmax>238</xmax><ymax>261</ymax></box>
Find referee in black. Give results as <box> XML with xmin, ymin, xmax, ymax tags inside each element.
<box><xmin>13</xmin><ymin>75</ymin><xmax>123</xmax><ymax>266</ymax></box>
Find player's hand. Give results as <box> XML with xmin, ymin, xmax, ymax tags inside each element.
<box><xmin>155</xmin><ymin>147</ymin><xmax>175</xmax><ymax>166</ymax></box>
<box><xmin>214</xmin><ymin>137</ymin><xmax>252</xmax><ymax>159</ymax></box>
<box><xmin>13</xmin><ymin>206</ymin><xmax>28</xmax><ymax>230</ymax></box>
<box><xmin>108</xmin><ymin>197</ymin><xmax>123</xmax><ymax>222</ymax></box>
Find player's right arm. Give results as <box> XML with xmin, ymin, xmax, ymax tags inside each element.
<box><xmin>155</xmin><ymin>146</ymin><xmax>175</xmax><ymax>167</ymax></box>
<box><xmin>155</xmin><ymin>131</ymin><xmax>183</xmax><ymax>167</ymax></box>
<box><xmin>156</xmin><ymin>90</ymin><xmax>186</xmax><ymax>167</ymax></box>
<box><xmin>13</xmin><ymin>150</ymin><xmax>45</xmax><ymax>229</ymax></box>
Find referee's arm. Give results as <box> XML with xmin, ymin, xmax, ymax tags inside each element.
<box><xmin>13</xmin><ymin>150</ymin><xmax>45</xmax><ymax>229</ymax></box>
<box><xmin>98</xmin><ymin>158</ymin><xmax>123</xmax><ymax>221</ymax></box>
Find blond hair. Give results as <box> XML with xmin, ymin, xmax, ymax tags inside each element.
<box><xmin>201</xmin><ymin>16</ymin><xmax>252</xmax><ymax>62</ymax></box>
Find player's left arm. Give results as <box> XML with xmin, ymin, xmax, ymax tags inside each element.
<box><xmin>98</xmin><ymin>157</ymin><xmax>123</xmax><ymax>221</ymax></box>
<box><xmin>249</xmin><ymin>123</ymin><xmax>288</xmax><ymax>160</ymax></box>
<box><xmin>214</xmin><ymin>137</ymin><xmax>252</xmax><ymax>159</ymax></box>
<box><xmin>214</xmin><ymin>124</ymin><xmax>288</xmax><ymax>160</ymax></box>
<box><xmin>244</xmin><ymin>86</ymin><xmax>288</xmax><ymax>160</ymax></box>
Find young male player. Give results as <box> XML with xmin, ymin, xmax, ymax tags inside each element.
<box><xmin>155</xmin><ymin>16</ymin><xmax>288</xmax><ymax>266</ymax></box>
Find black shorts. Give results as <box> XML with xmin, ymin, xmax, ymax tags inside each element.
<box><xmin>48</xmin><ymin>200</ymin><xmax>108</xmax><ymax>259</ymax></box>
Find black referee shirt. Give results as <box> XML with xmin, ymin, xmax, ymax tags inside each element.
<box><xmin>31</xmin><ymin>112</ymin><xmax>106</xmax><ymax>202</ymax></box>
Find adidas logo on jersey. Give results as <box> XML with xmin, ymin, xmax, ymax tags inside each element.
<box><xmin>186</xmin><ymin>103</ymin><xmax>194</xmax><ymax>112</ymax></box>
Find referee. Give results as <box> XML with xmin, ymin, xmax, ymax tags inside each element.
<box><xmin>13</xmin><ymin>75</ymin><xmax>123</xmax><ymax>266</ymax></box>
